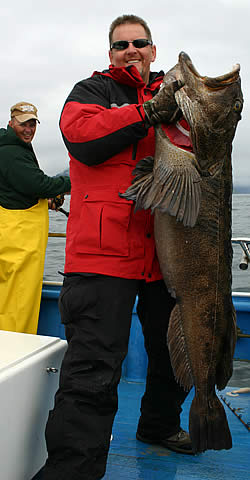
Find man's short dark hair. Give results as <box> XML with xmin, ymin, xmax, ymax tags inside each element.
<box><xmin>109</xmin><ymin>14</ymin><xmax>153</xmax><ymax>47</ymax></box>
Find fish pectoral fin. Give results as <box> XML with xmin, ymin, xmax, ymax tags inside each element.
<box><xmin>167</xmin><ymin>304</ymin><xmax>193</xmax><ymax>391</ymax></box>
<box><xmin>132</xmin><ymin>156</ymin><xmax>154</xmax><ymax>179</ymax></box>
<box><xmin>119</xmin><ymin>156</ymin><xmax>154</xmax><ymax>211</ymax></box>
<box><xmin>148</xmin><ymin>154</ymin><xmax>202</xmax><ymax>227</ymax></box>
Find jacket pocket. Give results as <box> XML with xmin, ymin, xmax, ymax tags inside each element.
<box><xmin>74</xmin><ymin>188</ymin><xmax>133</xmax><ymax>257</ymax></box>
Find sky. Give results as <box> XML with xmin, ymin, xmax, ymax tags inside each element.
<box><xmin>0</xmin><ymin>0</ymin><xmax>249</xmax><ymax>186</ymax></box>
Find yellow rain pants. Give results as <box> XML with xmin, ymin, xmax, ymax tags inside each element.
<box><xmin>0</xmin><ymin>199</ymin><xmax>49</xmax><ymax>334</ymax></box>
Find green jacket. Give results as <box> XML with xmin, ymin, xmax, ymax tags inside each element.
<box><xmin>0</xmin><ymin>125</ymin><xmax>71</xmax><ymax>209</ymax></box>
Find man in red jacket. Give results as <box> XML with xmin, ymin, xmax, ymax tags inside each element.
<box><xmin>43</xmin><ymin>14</ymin><xmax>193</xmax><ymax>480</ymax></box>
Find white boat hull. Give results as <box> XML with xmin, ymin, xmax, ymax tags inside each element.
<box><xmin>0</xmin><ymin>330</ymin><xmax>67</xmax><ymax>480</ymax></box>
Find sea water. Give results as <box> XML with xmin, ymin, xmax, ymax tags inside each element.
<box><xmin>44</xmin><ymin>194</ymin><xmax>250</xmax><ymax>292</ymax></box>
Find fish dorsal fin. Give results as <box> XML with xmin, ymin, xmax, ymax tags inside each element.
<box><xmin>216</xmin><ymin>306</ymin><xmax>237</xmax><ymax>390</ymax></box>
<box><xmin>145</xmin><ymin>126</ymin><xmax>202</xmax><ymax>227</ymax></box>
<box><xmin>167</xmin><ymin>304</ymin><xmax>194</xmax><ymax>391</ymax></box>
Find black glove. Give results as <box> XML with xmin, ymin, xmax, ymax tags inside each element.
<box><xmin>53</xmin><ymin>194</ymin><xmax>65</xmax><ymax>209</ymax></box>
<box><xmin>143</xmin><ymin>78</ymin><xmax>184</xmax><ymax>126</ymax></box>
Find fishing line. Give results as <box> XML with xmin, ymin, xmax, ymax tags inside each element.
<box><xmin>220</xmin><ymin>395</ymin><xmax>250</xmax><ymax>432</ymax></box>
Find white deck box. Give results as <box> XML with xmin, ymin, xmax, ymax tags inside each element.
<box><xmin>0</xmin><ymin>330</ymin><xmax>67</xmax><ymax>480</ymax></box>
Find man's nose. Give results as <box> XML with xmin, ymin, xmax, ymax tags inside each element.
<box><xmin>126</xmin><ymin>42</ymin><xmax>137</xmax><ymax>53</ymax></box>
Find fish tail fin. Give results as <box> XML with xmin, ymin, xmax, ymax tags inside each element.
<box><xmin>189</xmin><ymin>394</ymin><xmax>232</xmax><ymax>453</ymax></box>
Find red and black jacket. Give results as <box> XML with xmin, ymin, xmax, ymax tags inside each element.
<box><xmin>60</xmin><ymin>65</ymin><xmax>192</xmax><ymax>280</ymax></box>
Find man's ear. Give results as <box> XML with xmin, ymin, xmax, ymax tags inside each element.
<box><xmin>108</xmin><ymin>49</ymin><xmax>113</xmax><ymax>66</ymax></box>
<box><xmin>151</xmin><ymin>44</ymin><xmax>156</xmax><ymax>63</ymax></box>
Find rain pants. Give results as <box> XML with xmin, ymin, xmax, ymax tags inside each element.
<box><xmin>0</xmin><ymin>199</ymin><xmax>49</xmax><ymax>334</ymax></box>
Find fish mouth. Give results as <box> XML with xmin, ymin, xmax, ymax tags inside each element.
<box><xmin>178</xmin><ymin>51</ymin><xmax>240</xmax><ymax>89</ymax></box>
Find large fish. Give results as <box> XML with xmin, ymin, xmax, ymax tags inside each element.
<box><xmin>121</xmin><ymin>52</ymin><xmax>243</xmax><ymax>453</ymax></box>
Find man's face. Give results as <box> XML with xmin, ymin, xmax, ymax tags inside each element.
<box><xmin>109</xmin><ymin>23</ymin><xmax>156</xmax><ymax>85</ymax></box>
<box><xmin>9</xmin><ymin>117</ymin><xmax>37</xmax><ymax>143</ymax></box>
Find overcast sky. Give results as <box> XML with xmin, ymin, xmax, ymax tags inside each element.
<box><xmin>0</xmin><ymin>0</ymin><xmax>249</xmax><ymax>185</ymax></box>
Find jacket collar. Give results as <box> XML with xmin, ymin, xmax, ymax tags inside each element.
<box><xmin>92</xmin><ymin>64</ymin><xmax>164</xmax><ymax>90</ymax></box>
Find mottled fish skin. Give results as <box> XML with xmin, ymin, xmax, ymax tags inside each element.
<box><xmin>121</xmin><ymin>52</ymin><xmax>243</xmax><ymax>453</ymax></box>
<box><xmin>154</xmin><ymin>164</ymin><xmax>235</xmax><ymax>453</ymax></box>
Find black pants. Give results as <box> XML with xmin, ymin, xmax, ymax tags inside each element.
<box><xmin>43</xmin><ymin>275</ymin><xmax>189</xmax><ymax>480</ymax></box>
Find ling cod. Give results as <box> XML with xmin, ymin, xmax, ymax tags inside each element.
<box><xmin>121</xmin><ymin>52</ymin><xmax>244</xmax><ymax>453</ymax></box>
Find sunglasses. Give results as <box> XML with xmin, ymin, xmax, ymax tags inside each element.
<box><xmin>110</xmin><ymin>38</ymin><xmax>153</xmax><ymax>51</ymax></box>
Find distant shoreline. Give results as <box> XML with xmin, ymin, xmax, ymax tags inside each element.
<box><xmin>233</xmin><ymin>187</ymin><xmax>250</xmax><ymax>194</ymax></box>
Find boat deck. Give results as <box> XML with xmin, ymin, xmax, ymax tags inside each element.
<box><xmin>34</xmin><ymin>284</ymin><xmax>250</xmax><ymax>479</ymax></box>
<box><xmin>105</xmin><ymin>381</ymin><xmax>250</xmax><ymax>480</ymax></box>
<box><xmin>34</xmin><ymin>380</ymin><xmax>250</xmax><ymax>480</ymax></box>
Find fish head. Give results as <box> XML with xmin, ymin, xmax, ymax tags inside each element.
<box><xmin>175</xmin><ymin>52</ymin><xmax>244</xmax><ymax>171</ymax></box>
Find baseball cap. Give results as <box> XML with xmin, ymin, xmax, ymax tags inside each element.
<box><xmin>10</xmin><ymin>101</ymin><xmax>40</xmax><ymax>124</ymax></box>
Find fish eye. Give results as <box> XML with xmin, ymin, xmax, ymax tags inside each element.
<box><xmin>233</xmin><ymin>100</ymin><xmax>243</xmax><ymax>113</ymax></box>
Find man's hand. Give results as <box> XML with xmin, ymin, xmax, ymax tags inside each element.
<box><xmin>143</xmin><ymin>78</ymin><xmax>184</xmax><ymax>126</ymax></box>
<box><xmin>48</xmin><ymin>194</ymin><xmax>65</xmax><ymax>210</ymax></box>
